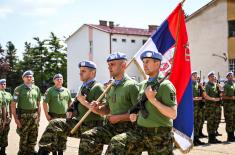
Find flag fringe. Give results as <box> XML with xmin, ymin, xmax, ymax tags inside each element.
<box><xmin>173</xmin><ymin>128</ymin><xmax>194</xmax><ymax>154</ymax></box>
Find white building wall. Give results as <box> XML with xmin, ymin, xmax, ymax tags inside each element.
<box><xmin>111</xmin><ymin>34</ymin><xmax>149</xmax><ymax>81</ymax></box>
<box><xmin>92</xmin><ymin>28</ymin><xmax>110</xmax><ymax>84</ymax></box>
<box><xmin>67</xmin><ymin>25</ymin><xmax>90</xmax><ymax>93</ymax></box>
<box><xmin>186</xmin><ymin>0</ymin><xmax>228</xmax><ymax>81</ymax></box>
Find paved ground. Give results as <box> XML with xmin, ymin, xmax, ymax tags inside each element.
<box><xmin>5</xmin><ymin>112</ymin><xmax>235</xmax><ymax>155</ymax></box>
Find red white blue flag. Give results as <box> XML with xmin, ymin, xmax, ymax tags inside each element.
<box><xmin>133</xmin><ymin>3</ymin><xmax>193</xmax><ymax>152</ymax></box>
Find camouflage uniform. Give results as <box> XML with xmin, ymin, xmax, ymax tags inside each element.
<box><xmin>79</xmin><ymin>74</ymin><xmax>139</xmax><ymax>155</ymax></box>
<box><xmin>0</xmin><ymin>90</ymin><xmax>12</xmax><ymax>148</ymax></box>
<box><xmin>109</xmin><ymin>74</ymin><xmax>176</xmax><ymax>155</ymax></box>
<box><xmin>223</xmin><ymin>81</ymin><xmax>235</xmax><ymax>138</ymax></box>
<box><xmin>13</xmin><ymin>84</ymin><xmax>41</xmax><ymax>155</ymax></box>
<box><xmin>205</xmin><ymin>81</ymin><xmax>221</xmax><ymax>141</ymax></box>
<box><xmin>192</xmin><ymin>81</ymin><xmax>205</xmax><ymax>138</ymax></box>
<box><xmin>38</xmin><ymin>80</ymin><xmax>104</xmax><ymax>152</ymax></box>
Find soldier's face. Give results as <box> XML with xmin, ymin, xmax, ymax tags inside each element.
<box><xmin>208</xmin><ymin>75</ymin><xmax>215</xmax><ymax>83</ymax></box>
<box><xmin>108</xmin><ymin>60</ymin><xmax>126</xmax><ymax>78</ymax></box>
<box><xmin>227</xmin><ymin>74</ymin><xmax>234</xmax><ymax>81</ymax></box>
<box><xmin>0</xmin><ymin>83</ymin><xmax>6</xmax><ymax>90</ymax></box>
<box><xmin>23</xmin><ymin>75</ymin><xmax>33</xmax><ymax>84</ymax></box>
<box><xmin>191</xmin><ymin>74</ymin><xmax>197</xmax><ymax>81</ymax></box>
<box><xmin>79</xmin><ymin>67</ymin><xmax>94</xmax><ymax>82</ymax></box>
<box><xmin>143</xmin><ymin>58</ymin><xmax>160</xmax><ymax>76</ymax></box>
<box><xmin>54</xmin><ymin>78</ymin><xmax>63</xmax><ymax>87</ymax></box>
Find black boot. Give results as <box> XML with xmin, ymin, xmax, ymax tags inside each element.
<box><xmin>208</xmin><ymin>134</ymin><xmax>222</xmax><ymax>144</ymax></box>
<box><xmin>58</xmin><ymin>151</ymin><xmax>63</xmax><ymax>155</ymax></box>
<box><xmin>0</xmin><ymin>147</ymin><xmax>6</xmax><ymax>155</ymax></box>
<box><xmin>215</xmin><ymin>130</ymin><xmax>222</xmax><ymax>136</ymax></box>
<box><xmin>38</xmin><ymin>148</ymin><xmax>49</xmax><ymax>155</ymax></box>
<box><xmin>52</xmin><ymin>152</ymin><xmax>57</xmax><ymax>155</ymax></box>
<box><xmin>227</xmin><ymin>132</ymin><xmax>235</xmax><ymax>142</ymax></box>
<box><xmin>199</xmin><ymin>131</ymin><xmax>207</xmax><ymax>138</ymax></box>
<box><xmin>194</xmin><ymin>137</ymin><xmax>205</xmax><ymax>146</ymax></box>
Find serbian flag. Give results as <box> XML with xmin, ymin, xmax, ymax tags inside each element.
<box><xmin>133</xmin><ymin>3</ymin><xmax>193</xmax><ymax>152</ymax></box>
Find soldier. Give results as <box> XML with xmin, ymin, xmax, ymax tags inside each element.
<box><xmin>0</xmin><ymin>79</ymin><xmax>13</xmax><ymax>154</ymax></box>
<box><xmin>107</xmin><ymin>50</ymin><xmax>177</xmax><ymax>154</ymax></box>
<box><xmin>205</xmin><ymin>71</ymin><xmax>222</xmax><ymax>144</ymax></box>
<box><xmin>191</xmin><ymin>71</ymin><xmax>206</xmax><ymax>146</ymax></box>
<box><xmin>43</xmin><ymin>73</ymin><xmax>72</xmax><ymax>121</ymax></box>
<box><xmin>0</xmin><ymin>89</ymin><xmax>6</xmax><ymax>155</ymax></box>
<box><xmin>11</xmin><ymin>70</ymin><xmax>41</xmax><ymax>155</ymax></box>
<box><xmin>222</xmin><ymin>72</ymin><xmax>235</xmax><ymax>142</ymax></box>
<box><xmin>38</xmin><ymin>60</ymin><xmax>104</xmax><ymax>155</ymax></box>
<box><xmin>79</xmin><ymin>52</ymin><xmax>139</xmax><ymax>155</ymax></box>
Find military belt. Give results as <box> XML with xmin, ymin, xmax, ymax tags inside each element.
<box><xmin>83</xmin><ymin>120</ymin><xmax>103</xmax><ymax>127</ymax></box>
<box><xmin>137</xmin><ymin>126</ymin><xmax>172</xmax><ymax>133</ymax></box>
<box><xmin>49</xmin><ymin>112</ymin><xmax>66</xmax><ymax>118</ymax></box>
<box><xmin>18</xmin><ymin>109</ymin><xmax>37</xmax><ymax>114</ymax></box>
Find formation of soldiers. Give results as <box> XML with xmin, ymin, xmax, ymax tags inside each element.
<box><xmin>192</xmin><ymin>71</ymin><xmax>235</xmax><ymax>146</ymax></box>
<box><xmin>0</xmin><ymin>50</ymin><xmax>234</xmax><ymax>155</ymax></box>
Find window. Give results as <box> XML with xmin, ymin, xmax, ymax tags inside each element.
<box><xmin>229</xmin><ymin>59</ymin><xmax>235</xmax><ymax>73</ymax></box>
<box><xmin>112</xmin><ymin>38</ymin><xmax>117</xmax><ymax>42</ymax></box>
<box><xmin>131</xmin><ymin>39</ymin><xmax>135</xmax><ymax>43</ymax></box>
<box><xmin>228</xmin><ymin>20</ymin><xmax>235</xmax><ymax>37</ymax></box>
<box><xmin>143</xmin><ymin>40</ymin><xmax>147</xmax><ymax>45</ymax></box>
<box><xmin>122</xmin><ymin>39</ymin><xmax>126</xmax><ymax>43</ymax></box>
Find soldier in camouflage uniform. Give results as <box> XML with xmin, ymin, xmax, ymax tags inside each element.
<box><xmin>191</xmin><ymin>72</ymin><xmax>206</xmax><ymax>146</ymax></box>
<box><xmin>0</xmin><ymin>79</ymin><xmax>13</xmax><ymax>155</ymax></box>
<box><xmin>43</xmin><ymin>73</ymin><xmax>72</xmax><ymax>121</ymax></box>
<box><xmin>79</xmin><ymin>52</ymin><xmax>139</xmax><ymax>155</ymax></box>
<box><xmin>108</xmin><ymin>51</ymin><xmax>177</xmax><ymax>155</ymax></box>
<box><xmin>38</xmin><ymin>61</ymin><xmax>104</xmax><ymax>155</ymax></box>
<box><xmin>222</xmin><ymin>72</ymin><xmax>235</xmax><ymax>142</ymax></box>
<box><xmin>11</xmin><ymin>70</ymin><xmax>41</xmax><ymax>155</ymax></box>
<box><xmin>0</xmin><ymin>90</ymin><xmax>7</xmax><ymax>154</ymax></box>
<box><xmin>205</xmin><ymin>71</ymin><xmax>222</xmax><ymax>144</ymax></box>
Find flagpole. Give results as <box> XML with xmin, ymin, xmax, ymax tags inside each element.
<box><xmin>168</xmin><ymin>1</ymin><xmax>185</xmax><ymax>80</ymax></box>
<box><xmin>70</xmin><ymin>81</ymin><xmax>114</xmax><ymax>134</ymax></box>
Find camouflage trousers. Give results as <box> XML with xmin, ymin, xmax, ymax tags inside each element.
<box><xmin>223</xmin><ymin>101</ymin><xmax>235</xmax><ymax>133</ymax></box>
<box><xmin>79</xmin><ymin>121</ymin><xmax>137</xmax><ymax>155</ymax></box>
<box><xmin>38</xmin><ymin>118</ymin><xmax>102</xmax><ymax>152</ymax></box>
<box><xmin>16</xmin><ymin>112</ymin><xmax>39</xmax><ymax>155</ymax></box>
<box><xmin>0</xmin><ymin>116</ymin><xmax>11</xmax><ymax>147</ymax></box>
<box><xmin>199</xmin><ymin>101</ymin><xmax>206</xmax><ymax>132</ymax></box>
<box><xmin>107</xmin><ymin>126</ymin><xmax>173</xmax><ymax>155</ymax></box>
<box><xmin>205</xmin><ymin>102</ymin><xmax>221</xmax><ymax>134</ymax></box>
<box><xmin>194</xmin><ymin>101</ymin><xmax>204</xmax><ymax>137</ymax></box>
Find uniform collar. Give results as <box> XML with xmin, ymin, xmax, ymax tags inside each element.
<box><xmin>208</xmin><ymin>81</ymin><xmax>215</xmax><ymax>86</ymax></box>
<box><xmin>82</xmin><ymin>78</ymin><xmax>95</xmax><ymax>88</ymax></box>
<box><xmin>147</xmin><ymin>72</ymin><xmax>163</xmax><ymax>85</ymax></box>
<box><xmin>114</xmin><ymin>74</ymin><xmax>128</xmax><ymax>86</ymax></box>
<box><xmin>227</xmin><ymin>80</ymin><xmax>234</xmax><ymax>85</ymax></box>
<box><xmin>54</xmin><ymin>86</ymin><xmax>64</xmax><ymax>92</ymax></box>
<box><xmin>24</xmin><ymin>84</ymin><xmax>33</xmax><ymax>89</ymax></box>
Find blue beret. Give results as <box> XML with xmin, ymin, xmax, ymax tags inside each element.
<box><xmin>140</xmin><ymin>51</ymin><xmax>162</xmax><ymax>61</ymax></box>
<box><xmin>226</xmin><ymin>71</ymin><xmax>233</xmax><ymax>77</ymax></box>
<box><xmin>207</xmin><ymin>71</ymin><xmax>215</xmax><ymax>77</ymax></box>
<box><xmin>0</xmin><ymin>79</ymin><xmax>6</xmax><ymax>84</ymax></box>
<box><xmin>78</xmin><ymin>60</ymin><xmax>96</xmax><ymax>69</ymax></box>
<box><xmin>22</xmin><ymin>70</ymin><xmax>34</xmax><ymax>77</ymax></box>
<box><xmin>191</xmin><ymin>71</ymin><xmax>197</xmax><ymax>75</ymax></box>
<box><xmin>107</xmin><ymin>52</ymin><xmax>127</xmax><ymax>62</ymax></box>
<box><xmin>53</xmin><ymin>74</ymin><xmax>63</xmax><ymax>80</ymax></box>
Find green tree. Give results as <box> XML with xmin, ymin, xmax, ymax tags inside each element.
<box><xmin>5</xmin><ymin>41</ymin><xmax>21</xmax><ymax>91</ymax></box>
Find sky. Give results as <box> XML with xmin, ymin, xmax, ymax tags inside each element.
<box><xmin>0</xmin><ymin>0</ymin><xmax>212</xmax><ymax>58</ymax></box>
